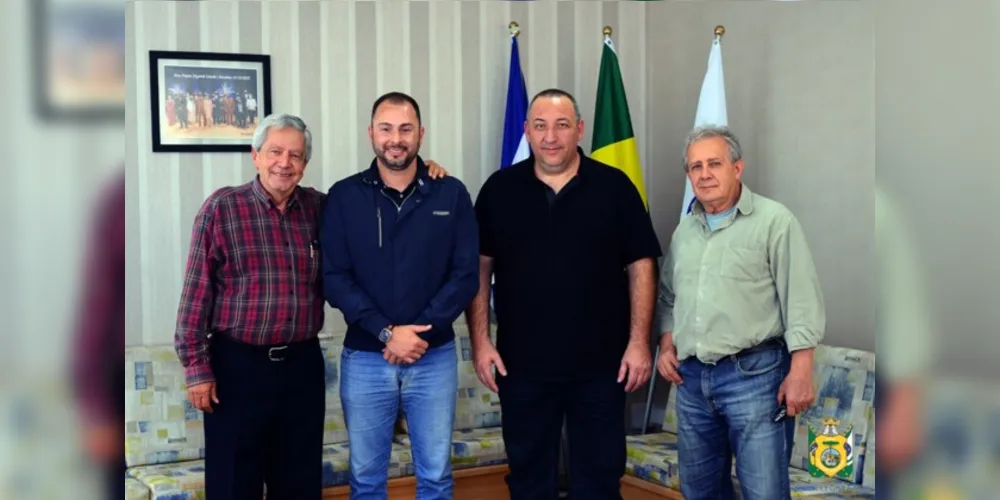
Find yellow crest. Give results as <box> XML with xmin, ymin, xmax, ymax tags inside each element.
<box><xmin>807</xmin><ymin>417</ymin><xmax>855</xmax><ymax>479</ymax></box>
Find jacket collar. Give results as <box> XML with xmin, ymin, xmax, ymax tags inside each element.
<box><xmin>360</xmin><ymin>156</ymin><xmax>432</xmax><ymax>195</ymax></box>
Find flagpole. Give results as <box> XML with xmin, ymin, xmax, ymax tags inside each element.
<box><xmin>642</xmin><ymin>25</ymin><xmax>726</xmax><ymax>434</ymax></box>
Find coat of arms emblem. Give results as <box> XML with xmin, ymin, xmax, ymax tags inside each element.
<box><xmin>807</xmin><ymin>417</ymin><xmax>855</xmax><ymax>479</ymax></box>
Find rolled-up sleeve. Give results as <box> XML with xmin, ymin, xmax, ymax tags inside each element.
<box><xmin>769</xmin><ymin>215</ymin><xmax>826</xmax><ymax>351</ymax></box>
<box><xmin>654</xmin><ymin>250</ymin><xmax>676</xmax><ymax>337</ymax></box>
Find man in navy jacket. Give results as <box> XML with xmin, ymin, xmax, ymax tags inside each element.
<box><xmin>320</xmin><ymin>92</ymin><xmax>479</xmax><ymax>498</ymax></box>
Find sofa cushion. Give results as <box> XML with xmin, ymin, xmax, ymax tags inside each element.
<box><xmin>625</xmin><ymin>432</ymin><xmax>680</xmax><ymax>489</ymax></box>
<box><xmin>395</xmin><ymin>427</ymin><xmax>507</xmax><ymax>470</ymax></box>
<box><xmin>127</xmin><ymin>443</ymin><xmax>418</xmax><ymax>495</ymax></box>
<box><xmin>126</xmin><ymin>477</ymin><xmax>150</xmax><ymax>500</ymax></box>
<box><xmin>125</xmin><ymin>346</ymin><xmax>205</xmax><ymax>467</ymax></box>
<box><xmin>127</xmin><ymin>460</ymin><xmax>207</xmax><ymax>499</ymax></box>
<box><xmin>790</xmin><ymin>345</ymin><xmax>876</xmax><ymax>485</ymax></box>
<box><xmin>322</xmin><ymin>441</ymin><xmax>415</xmax><ymax>487</ymax></box>
<box><xmin>319</xmin><ymin>335</ymin><xmax>348</xmax><ymax>444</ymax></box>
<box><xmin>451</xmin><ymin>427</ymin><xmax>507</xmax><ymax>468</ymax></box>
<box><xmin>732</xmin><ymin>466</ymin><xmax>876</xmax><ymax>498</ymax></box>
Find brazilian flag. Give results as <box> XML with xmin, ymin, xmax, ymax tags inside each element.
<box><xmin>591</xmin><ymin>35</ymin><xmax>647</xmax><ymax>208</ymax></box>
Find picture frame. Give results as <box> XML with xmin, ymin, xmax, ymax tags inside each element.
<box><xmin>149</xmin><ymin>50</ymin><xmax>272</xmax><ymax>153</ymax></box>
<box><xmin>32</xmin><ymin>0</ymin><xmax>126</xmax><ymax>122</ymax></box>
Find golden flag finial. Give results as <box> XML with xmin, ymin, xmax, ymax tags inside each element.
<box><xmin>509</xmin><ymin>21</ymin><xmax>520</xmax><ymax>37</ymax></box>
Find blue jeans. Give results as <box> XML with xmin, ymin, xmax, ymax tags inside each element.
<box><xmin>340</xmin><ymin>340</ymin><xmax>457</xmax><ymax>499</ymax></box>
<box><xmin>675</xmin><ymin>343</ymin><xmax>795</xmax><ymax>500</ymax></box>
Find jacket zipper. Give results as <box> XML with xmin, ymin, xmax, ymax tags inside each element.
<box><xmin>380</xmin><ymin>189</ymin><xmax>415</xmax><ymax>213</ymax></box>
<box><xmin>376</xmin><ymin>187</ymin><xmax>416</xmax><ymax>249</ymax></box>
<box><xmin>377</xmin><ymin>205</ymin><xmax>383</xmax><ymax>248</ymax></box>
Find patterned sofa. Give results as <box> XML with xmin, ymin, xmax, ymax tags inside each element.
<box><xmin>621</xmin><ymin>344</ymin><xmax>877</xmax><ymax>499</ymax></box>
<box><xmin>123</xmin><ymin>324</ymin><xmax>507</xmax><ymax>499</ymax></box>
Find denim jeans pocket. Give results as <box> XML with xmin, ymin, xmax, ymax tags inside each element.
<box><xmin>341</xmin><ymin>347</ymin><xmax>360</xmax><ymax>361</ymax></box>
<box><xmin>733</xmin><ymin>347</ymin><xmax>783</xmax><ymax>377</ymax></box>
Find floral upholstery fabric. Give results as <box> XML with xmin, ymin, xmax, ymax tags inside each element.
<box><xmin>625</xmin><ymin>432</ymin><xmax>680</xmax><ymax>489</ymax></box>
<box><xmin>126</xmin><ymin>336</ymin><xmax>348</xmax><ymax>469</ymax></box>
<box><xmin>790</xmin><ymin>345</ymin><xmax>876</xmax><ymax>485</ymax></box>
<box><xmin>862</xmin><ymin>404</ymin><xmax>875</xmax><ymax>490</ymax></box>
<box><xmin>125</xmin><ymin>346</ymin><xmax>205</xmax><ymax>467</ymax></box>
<box><xmin>127</xmin><ymin>460</ymin><xmax>208</xmax><ymax>500</ymax></box>
<box><xmin>126</xmin><ymin>477</ymin><xmax>150</xmax><ymax>500</ymax></box>
<box><xmin>322</xmin><ymin>441</ymin><xmax>415</xmax><ymax>487</ymax></box>
<box><xmin>320</xmin><ymin>335</ymin><xmax>348</xmax><ymax>444</ymax></box>
<box><xmin>454</xmin><ymin>333</ymin><xmax>503</xmax><ymax>430</ymax></box>
<box><xmin>395</xmin><ymin>427</ymin><xmax>506</xmax><ymax>470</ymax></box>
<box><xmin>733</xmin><ymin>467</ymin><xmax>875</xmax><ymax>498</ymax></box>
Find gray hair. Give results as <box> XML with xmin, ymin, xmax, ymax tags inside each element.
<box><xmin>252</xmin><ymin>113</ymin><xmax>313</xmax><ymax>163</ymax></box>
<box><xmin>682</xmin><ymin>125</ymin><xmax>743</xmax><ymax>171</ymax></box>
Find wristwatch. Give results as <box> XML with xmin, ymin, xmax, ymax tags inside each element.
<box><xmin>378</xmin><ymin>325</ymin><xmax>394</xmax><ymax>343</ymax></box>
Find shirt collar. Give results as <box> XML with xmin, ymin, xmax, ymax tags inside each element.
<box><xmin>521</xmin><ymin>146</ymin><xmax>594</xmax><ymax>182</ymax></box>
<box><xmin>251</xmin><ymin>175</ymin><xmax>300</xmax><ymax>209</ymax></box>
<box><xmin>690</xmin><ymin>183</ymin><xmax>755</xmax><ymax>221</ymax></box>
<box><xmin>360</xmin><ymin>156</ymin><xmax>433</xmax><ymax>195</ymax></box>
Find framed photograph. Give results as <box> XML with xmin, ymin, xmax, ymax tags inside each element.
<box><xmin>149</xmin><ymin>50</ymin><xmax>272</xmax><ymax>153</ymax></box>
<box><xmin>33</xmin><ymin>0</ymin><xmax>126</xmax><ymax>121</ymax></box>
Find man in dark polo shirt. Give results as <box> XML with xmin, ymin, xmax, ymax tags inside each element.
<box><xmin>465</xmin><ymin>89</ymin><xmax>662</xmax><ymax>499</ymax></box>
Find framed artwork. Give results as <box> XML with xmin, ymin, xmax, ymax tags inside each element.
<box><xmin>33</xmin><ymin>0</ymin><xmax>126</xmax><ymax>121</ymax></box>
<box><xmin>149</xmin><ymin>50</ymin><xmax>272</xmax><ymax>153</ymax></box>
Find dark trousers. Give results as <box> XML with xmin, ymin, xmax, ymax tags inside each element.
<box><xmin>204</xmin><ymin>335</ymin><xmax>325</xmax><ymax>500</ymax></box>
<box><xmin>498</xmin><ymin>375</ymin><xmax>627</xmax><ymax>500</ymax></box>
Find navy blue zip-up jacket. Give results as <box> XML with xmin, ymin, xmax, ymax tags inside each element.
<box><xmin>319</xmin><ymin>158</ymin><xmax>480</xmax><ymax>352</ymax></box>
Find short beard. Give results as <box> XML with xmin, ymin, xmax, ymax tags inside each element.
<box><xmin>374</xmin><ymin>141</ymin><xmax>420</xmax><ymax>171</ymax></box>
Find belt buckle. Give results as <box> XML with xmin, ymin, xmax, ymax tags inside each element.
<box><xmin>268</xmin><ymin>345</ymin><xmax>288</xmax><ymax>362</ymax></box>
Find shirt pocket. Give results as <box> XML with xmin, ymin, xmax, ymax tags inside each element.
<box><xmin>719</xmin><ymin>246</ymin><xmax>769</xmax><ymax>282</ymax></box>
<box><xmin>306</xmin><ymin>240</ymin><xmax>321</xmax><ymax>283</ymax></box>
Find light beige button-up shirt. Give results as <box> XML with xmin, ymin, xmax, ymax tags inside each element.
<box><xmin>655</xmin><ymin>184</ymin><xmax>825</xmax><ymax>363</ymax></box>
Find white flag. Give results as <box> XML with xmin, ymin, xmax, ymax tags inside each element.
<box><xmin>681</xmin><ymin>35</ymin><xmax>728</xmax><ymax>219</ymax></box>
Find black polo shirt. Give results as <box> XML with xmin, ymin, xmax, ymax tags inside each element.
<box><xmin>475</xmin><ymin>149</ymin><xmax>662</xmax><ymax>381</ymax></box>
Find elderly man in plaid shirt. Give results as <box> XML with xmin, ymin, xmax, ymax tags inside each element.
<box><xmin>174</xmin><ymin>113</ymin><xmax>448</xmax><ymax>499</ymax></box>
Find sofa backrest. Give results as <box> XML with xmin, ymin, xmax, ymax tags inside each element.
<box><xmin>453</xmin><ymin>324</ymin><xmax>503</xmax><ymax>430</ymax></box>
<box><xmin>125</xmin><ymin>335</ymin><xmax>349</xmax><ymax>467</ymax></box>
<box><xmin>320</xmin><ymin>335</ymin><xmax>348</xmax><ymax>444</ymax></box>
<box><xmin>862</xmin><ymin>403</ymin><xmax>875</xmax><ymax>489</ymax></box>
<box><xmin>125</xmin><ymin>345</ymin><xmax>205</xmax><ymax>467</ymax></box>
<box><xmin>789</xmin><ymin>345</ymin><xmax>876</xmax><ymax>485</ymax></box>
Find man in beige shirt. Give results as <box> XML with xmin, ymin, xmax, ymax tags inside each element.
<box><xmin>655</xmin><ymin>126</ymin><xmax>825</xmax><ymax>500</ymax></box>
